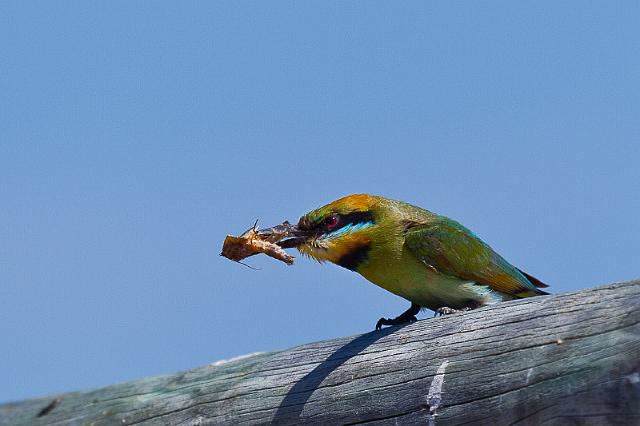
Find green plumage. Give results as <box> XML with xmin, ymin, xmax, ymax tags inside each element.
<box><xmin>404</xmin><ymin>217</ymin><xmax>545</xmax><ymax>298</ymax></box>
<box><xmin>296</xmin><ymin>194</ymin><xmax>548</xmax><ymax>315</ymax></box>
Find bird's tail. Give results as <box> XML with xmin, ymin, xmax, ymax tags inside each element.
<box><xmin>516</xmin><ymin>268</ymin><xmax>550</xmax><ymax>297</ymax></box>
<box><xmin>515</xmin><ymin>288</ymin><xmax>549</xmax><ymax>298</ymax></box>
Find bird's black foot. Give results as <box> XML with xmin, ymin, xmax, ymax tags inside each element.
<box><xmin>375</xmin><ymin>303</ymin><xmax>421</xmax><ymax>331</ymax></box>
<box><xmin>434</xmin><ymin>307</ymin><xmax>461</xmax><ymax>316</ymax></box>
<box><xmin>375</xmin><ymin>314</ymin><xmax>417</xmax><ymax>331</ymax></box>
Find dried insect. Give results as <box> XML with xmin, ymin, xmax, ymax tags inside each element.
<box><xmin>221</xmin><ymin>221</ymin><xmax>296</xmax><ymax>266</ymax></box>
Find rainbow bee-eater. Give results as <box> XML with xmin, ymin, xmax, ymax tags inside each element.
<box><xmin>281</xmin><ymin>194</ymin><xmax>549</xmax><ymax>330</ymax></box>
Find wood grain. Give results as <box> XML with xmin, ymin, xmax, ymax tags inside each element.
<box><xmin>2</xmin><ymin>280</ymin><xmax>639</xmax><ymax>425</ymax></box>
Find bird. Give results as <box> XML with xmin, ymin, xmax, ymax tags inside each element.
<box><xmin>285</xmin><ymin>194</ymin><xmax>549</xmax><ymax>330</ymax></box>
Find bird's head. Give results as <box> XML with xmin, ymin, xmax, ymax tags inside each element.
<box><xmin>291</xmin><ymin>194</ymin><xmax>388</xmax><ymax>270</ymax></box>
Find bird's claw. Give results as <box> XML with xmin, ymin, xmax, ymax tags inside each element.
<box><xmin>434</xmin><ymin>307</ymin><xmax>457</xmax><ymax>317</ymax></box>
<box><xmin>375</xmin><ymin>315</ymin><xmax>417</xmax><ymax>331</ymax></box>
<box><xmin>434</xmin><ymin>306</ymin><xmax>472</xmax><ymax>317</ymax></box>
<box><xmin>375</xmin><ymin>318</ymin><xmax>389</xmax><ymax>331</ymax></box>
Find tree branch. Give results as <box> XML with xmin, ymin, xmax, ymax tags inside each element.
<box><xmin>2</xmin><ymin>280</ymin><xmax>639</xmax><ymax>425</ymax></box>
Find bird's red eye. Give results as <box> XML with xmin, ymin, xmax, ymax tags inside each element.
<box><xmin>324</xmin><ymin>215</ymin><xmax>339</xmax><ymax>231</ymax></box>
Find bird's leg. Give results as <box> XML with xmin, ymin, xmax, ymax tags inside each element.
<box><xmin>376</xmin><ymin>303</ymin><xmax>421</xmax><ymax>331</ymax></box>
<box><xmin>433</xmin><ymin>301</ymin><xmax>481</xmax><ymax>317</ymax></box>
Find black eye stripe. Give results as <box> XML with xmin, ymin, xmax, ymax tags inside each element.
<box><xmin>338</xmin><ymin>211</ymin><xmax>375</xmax><ymax>228</ymax></box>
<box><xmin>299</xmin><ymin>211</ymin><xmax>375</xmax><ymax>232</ymax></box>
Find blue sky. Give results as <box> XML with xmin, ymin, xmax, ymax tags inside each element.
<box><xmin>1</xmin><ymin>2</ymin><xmax>639</xmax><ymax>402</ymax></box>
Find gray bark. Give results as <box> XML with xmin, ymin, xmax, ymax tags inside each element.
<box><xmin>2</xmin><ymin>280</ymin><xmax>639</xmax><ymax>426</ymax></box>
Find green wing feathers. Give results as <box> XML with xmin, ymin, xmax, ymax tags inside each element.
<box><xmin>404</xmin><ymin>218</ymin><xmax>548</xmax><ymax>298</ymax></box>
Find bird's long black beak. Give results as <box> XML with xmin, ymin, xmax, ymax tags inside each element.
<box><xmin>276</xmin><ymin>237</ymin><xmax>305</xmax><ymax>249</ymax></box>
<box><xmin>255</xmin><ymin>221</ymin><xmax>311</xmax><ymax>249</ymax></box>
<box><xmin>277</xmin><ymin>224</ymin><xmax>311</xmax><ymax>249</ymax></box>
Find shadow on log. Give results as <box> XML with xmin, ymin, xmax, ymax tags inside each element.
<box><xmin>1</xmin><ymin>280</ymin><xmax>640</xmax><ymax>425</ymax></box>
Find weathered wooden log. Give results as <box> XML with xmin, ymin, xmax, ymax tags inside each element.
<box><xmin>2</xmin><ymin>280</ymin><xmax>639</xmax><ymax>426</ymax></box>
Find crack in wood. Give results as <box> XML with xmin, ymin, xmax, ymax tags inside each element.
<box><xmin>426</xmin><ymin>360</ymin><xmax>449</xmax><ymax>426</ymax></box>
